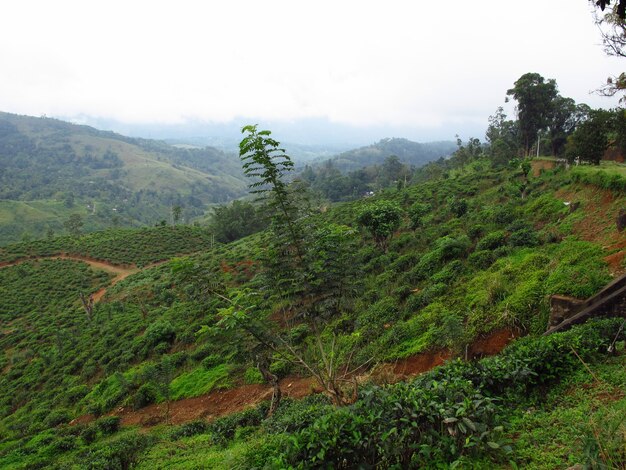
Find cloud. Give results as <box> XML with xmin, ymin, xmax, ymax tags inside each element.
<box><xmin>0</xmin><ymin>0</ymin><xmax>622</xmax><ymax>138</ymax></box>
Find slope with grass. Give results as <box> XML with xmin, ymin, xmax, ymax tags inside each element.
<box><xmin>0</xmin><ymin>112</ymin><xmax>247</xmax><ymax>244</ymax></box>
<box><xmin>0</xmin><ymin>157</ymin><xmax>624</xmax><ymax>469</ymax></box>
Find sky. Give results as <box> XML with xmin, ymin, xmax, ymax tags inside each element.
<box><xmin>0</xmin><ymin>0</ymin><xmax>623</xmax><ymax>143</ymax></box>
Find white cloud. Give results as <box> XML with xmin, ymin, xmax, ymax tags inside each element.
<box><xmin>0</xmin><ymin>0</ymin><xmax>622</xmax><ymax>137</ymax></box>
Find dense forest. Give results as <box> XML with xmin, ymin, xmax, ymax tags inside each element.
<box><xmin>0</xmin><ymin>69</ymin><xmax>624</xmax><ymax>468</ymax></box>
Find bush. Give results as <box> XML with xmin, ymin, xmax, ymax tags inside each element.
<box><xmin>44</xmin><ymin>409</ymin><xmax>71</xmax><ymax>428</ymax></box>
<box><xmin>95</xmin><ymin>416</ymin><xmax>121</xmax><ymax>436</ymax></box>
<box><xmin>170</xmin><ymin>419</ymin><xmax>210</xmax><ymax>440</ymax></box>
<box><xmin>356</xmin><ymin>298</ymin><xmax>399</xmax><ymax>334</ymax></box>
<box><xmin>476</xmin><ymin>231</ymin><xmax>507</xmax><ymax>251</ymax></box>
<box><xmin>132</xmin><ymin>383</ymin><xmax>158</xmax><ymax>409</ymax></box>
<box><xmin>78</xmin><ymin>432</ymin><xmax>155</xmax><ymax>469</ymax></box>
<box><xmin>508</xmin><ymin>228</ymin><xmax>540</xmax><ymax>247</ymax></box>
<box><xmin>244</xmin><ymin>367</ymin><xmax>264</xmax><ymax>384</ymax></box>
<box><xmin>264</xmin><ymin>319</ymin><xmax>624</xmax><ymax>469</ymax></box>
<box><xmin>469</xmin><ymin>250</ymin><xmax>495</xmax><ymax>269</ymax></box>
<box><xmin>143</xmin><ymin>320</ymin><xmax>176</xmax><ymax>347</ymax></box>
<box><xmin>201</xmin><ymin>354</ymin><xmax>222</xmax><ymax>370</ymax></box>
<box><xmin>408</xmin><ymin>202</ymin><xmax>430</xmax><ymax>229</ymax></box>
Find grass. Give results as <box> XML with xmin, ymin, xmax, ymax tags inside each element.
<box><xmin>137</xmin><ymin>433</ymin><xmax>258</xmax><ymax>469</ymax></box>
<box><xmin>509</xmin><ymin>353</ymin><xmax>626</xmax><ymax>469</ymax></box>
<box><xmin>170</xmin><ymin>364</ymin><xmax>233</xmax><ymax>401</ymax></box>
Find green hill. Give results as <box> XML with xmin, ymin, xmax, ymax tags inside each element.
<box><xmin>325</xmin><ymin>137</ymin><xmax>456</xmax><ymax>172</ymax></box>
<box><xmin>0</xmin><ymin>112</ymin><xmax>247</xmax><ymax>244</ymax></box>
<box><xmin>0</xmin><ymin>139</ymin><xmax>624</xmax><ymax>468</ymax></box>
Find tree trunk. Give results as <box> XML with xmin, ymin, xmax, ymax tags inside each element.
<box><xmin>257</xmin><ymin>356</ymin><xmax>281</xmax><ymax>417</ymax></box>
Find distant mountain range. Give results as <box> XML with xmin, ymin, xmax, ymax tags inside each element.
<box><xmin>320</xmin><ymin>137</ymin><xmax>456</xmax><ymax>172</ymax></box>
<box><xmin>0</xmin><ymin>112</ymin><xmax>248</xmax><ymax>244</ymax></box>
<box><xmin>0</xmin><ymin>112</ymin><xmax>457</xmax><ymax>244</ymax></box>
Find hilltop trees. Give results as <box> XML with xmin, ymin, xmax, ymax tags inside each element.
<box><xmin>496</xmin><ymin>74</ymin><xmax>594</xmax><ymax>159</ymax></box>
<box><xmin>506</xmin><ymin>73</ymin><xmax>559</xmax><ymax>155</ymax></box>
<box><xmin>565</xmin><ymin>109</ymin><xmax>616</xmax><ymax>163</ymax></box>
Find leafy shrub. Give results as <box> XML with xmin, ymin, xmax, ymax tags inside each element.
<box><xmin>201</xmin><ymin>354</ymin><xmax>222</xmax><ymax>370</ymax></box>
<box><xmin>78</xmin><ymin>432</ymin><xmax>155</xmax><ymax>469</ymax></box>
<box><xmin>408</xmin><ymin>202</ymin><xmax>430</xmax><ymax>229</ymax></box>
<box><xmin>244</xmin><ymin>367</ymin><xmax>264</xmax><ymax>384</ymax></box>
<box><xmin>95</xmin><ymin>416</ymin><xmax>121</xmax><ymax>436</ymax></box>
<box><xmin>389</xmin><ymin>253</ymin><xmax>419</xmax><ymax>273</ymax></box>
<box><xmin>207</xmin><ymin>404</ymin><xmax>267</xmax><ymax>445</ymax></box>
<box><xmin>469</xmin><ymin>250</ymin><xmax>495</xmax><ymax>269</ymax></box>
<box><xmin>405</xmin><ymin>283</ymin><xmax>447</xmax><ymax>310</ymax></box>
<box><xmin>132</xmin><ymin>383</ymin><xmax>158</xmax><ymax>409</ymax></box>
<box><xmin>260</xmin><ymin>319</ymin><xmax>624</xmax><ymax>469</ymax></box>
<box><xmin>356</xmin><ymin>298</ymin><xmax>399</xmax><ymax>334</ymax></box>
<box><xmin>508</xmin><ymin>228</ymin><xmax>540</xmax><ymax>247</ymax></box>
<box><xmin>493</xmin><ymin>206</ymin><xmax>515</xmax><ymax>225</ymax></box>
<box><xmin>263</xmin><ymin>396</ymin><xmax>333</xmax><ymax>435</ymax></box>
<box><xmin>143</xmin><ymin>320</ymin><xmax>176</xmax><ymax>348</ymax></box>
<box><xmin>170</xmin><ymin>419</ymin><xmax>210</xmax><ymax>440</ymax></box>
<box><xmin>449</xmin><ymin>197</ymin><xmax>468</xmax><ymax>217</ymax></box>
<box><xmin>431</xmin><ymin>260</ymin><xmax>464</xmax><ymax>284</ymax></box>
<box><xmin>44</xmin><ymin>409</ymin><xmax>71</xmax><ymax>428</ymax></box>
<box><xmin>476</xmin><ymin>230</ymin><xmax>507</xmax><ymax>251</ymax></box>
<box><xmin>468</xmin><ymin>224</ymin><xmax>485</xmax><ymax>240</ymax></box>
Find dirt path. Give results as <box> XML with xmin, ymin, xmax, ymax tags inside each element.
<box><xmin>0</xmin><ymin>254</ymin><xmax>154</xmax><ymax>303</ymax></box>
<box><xmin>71</xmin><ymin>328</ymin><xmax>517</xmax><ymax>429</ymax></box>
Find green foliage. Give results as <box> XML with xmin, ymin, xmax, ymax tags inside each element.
<box><xmin>476</xmin><ymin>230</ymin><xmax>507</xmax><ymax>251</ymax></box>
<box><xmin>544</xmin><ymin>241</ymin><xmax>611</xmax><ymax>298</ymax></box>
<box><xmin>0</xmin><ymin>112</ymin><xmax>248</xmax><ymax>244</ymax></box>
<box><xmin>566</xmin><ymin>110</ymin><xmax>612</xmax><ymax>164</ymax></box>
<box><xmin>357</xmin><ymin>200</ymin><xmax>403</xmax><ymax>251</ymax></box>
<box><xmin>209</xmin><ymin>200</ymin><xmax>268</xmax><ymax>243</ymax></box>
<box><xmin>0</xmin><ymin>225</ymin><xmax>219</xmax><ymax>266</ymax></box>
<box><xmin>77</xmin><ymin>431</ymin><xmax>155</xmax><ymax>469</ymax></box>
<box><xmin>506</xmin><ymin>73</ymin><xmax>558</xmax><ymax>155</ymax></box>
<box><xmin>408</xmin><ymin>201</ymin><xmax>430</xmax><ymax>229</ymax></box>
<box><xmin>169</xmin><ymin>364</ymin><xmax>232</xmax><ymax>401</ymax></box>
<box><xmin>570</xmin><ymin>164</ymin><xmax>626</xmax><ymax>193</ymax></box>
<box><xmin>0</xmin><ymin>259</ymin><xmax>111</xmax><ymax>320</ymax></box>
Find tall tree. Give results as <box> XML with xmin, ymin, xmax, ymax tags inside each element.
<box><xmin>506</xmin><ymin>73</ymin><xmax>559</xmax><ymax>155</ymax></box>
<box><xmin>546</xmin><ymin>96</ymin><xmax>585</xmax><ymax>156</ymax></box>
<box><xmin>485</xmin><ymin>107</ymin><xmax>519</xmax><ymax>166</ymax></box>
<box><xmin>566</xmin><ymin>110</ymin><xmax>612</xmax><ymax>164</ymax></box>
<box><xmin>205</xmin><ymin>126</ymin><xmax>363</xmax><ymax>409</ymax></box>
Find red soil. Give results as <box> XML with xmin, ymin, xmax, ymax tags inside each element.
<box><xmin>604</xmin><ymin>251</ymin><xmax>626</xmax><ymax>276</ymax></box>
<box><xmin>76</xmin><ymin>329</ymin><xmax>517</xmax><ymax>429</ymax></box>
<box><xmin>468</xmin><ymin>328</ymin><xmax>517</xmax><ymax>358</ymax></box>
<box><xmin>555</xmin><ymin>187</ymin><xmax>625</xmax><ymax>248</ymax></box>
<box><xmin>70</xmin><ymin>376</ymin><xmax>320</xmax><ymax>428</ymax></box>
<box><xmin>531</xmin><ymin>159</ymin><xmax>556</xmax><ymax>177</ymax></box>
<box><xmin>391</xmin><ymin>350</ymin><xmax>452</xmax><ymax>378</ymax></box>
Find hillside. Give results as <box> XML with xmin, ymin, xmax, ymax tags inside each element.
<box><xmin>0</xmin><ymin>146</ymin><xmax>624</xmax><ymax>468</ymax></box>
<box><xmin>0</xmin><ymin>112</ymin><xmax>247</xmax><ymax>244</ymax></box>
<box><xmin>324</xmin><ymin>137</ymin><xmax>456</xmax><ymax>172</ymax></box>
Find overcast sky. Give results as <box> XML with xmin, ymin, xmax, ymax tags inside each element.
<box><xmin>0</xmin><ymin>0</ymin><xmax>623</xmax><ymax>142</ymax></box>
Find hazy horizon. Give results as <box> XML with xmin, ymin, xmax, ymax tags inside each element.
<box><xmin>1</xmin><ymin>0</ymin><xmax>623</xmax><ymax>147</ymax></box>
